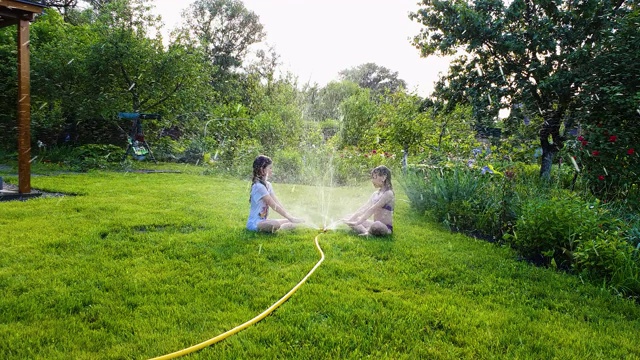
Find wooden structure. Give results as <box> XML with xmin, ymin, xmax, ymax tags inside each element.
<box><xmin>0</xmin><ymin>0</ymin><xmax>45</xmax><ymax>194</ymax></box>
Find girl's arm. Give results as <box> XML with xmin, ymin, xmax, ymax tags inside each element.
<box><xmin>348</xmin><ymin>191</ymin><xmax>394</xmax><ymax>225</ymax></box>
<box><xmin>263</xmin><ymin>194</ymin><xmax>303</xmax><ymax>223</ymax></box>
<box><xmin>345</xmin><ymin>196</ymin><xmax>374</xmax><ymax>221</ymax></box>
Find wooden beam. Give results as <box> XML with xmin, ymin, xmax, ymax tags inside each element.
<box><xmin>0</xmin><ymin>0</ymin><xmax>44</xmax><ymax>14</ymax></box>
<box><xmin>17</xmin><ymin>18</ymin><xmax>31</xmax><ymax>194</ymax></box>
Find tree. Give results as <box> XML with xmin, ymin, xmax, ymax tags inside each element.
<box><xmin>182</xmin><ymin>0</ymin><xmax>265</xmax><ymax>71</ymax></box>
<box><xmin>43</xmin><ymin>0</ymin><xmax>80</xmax><ymax>21</ymax></box>
<box><xmin>339</xmin><ymin>88</ymin><xmax>378</xmax><ymax>149</ymax></box>
<box><xmin>24</xmin><ymin>0</ymin><xmax>214</xmax><ymax>146</ymax></box>
<box><xmin>302</xmin><ymin>80</ymin><xmax>361</xmax><ymax>123</ymax></box>
<box><xmin>339</xmin><ymin>63</ymin><xmax>407</xmax><ymax>97</ymax></box>
<box><xmin>410</xmin><ymin>0</ymin><xmax>633</xmax><ymax>178</ymax></box>
<box><xmin>572</xmin><ymin>7</ymin><xmax>640</xmax><ymax>201</ymax></box>
<box><xmin>82</xmin><ymin>0</ymin><xmax>116</xmax><ymax>10</ymax></box>
<box><xmin>377</xmin><ymin>91</ymin><xmax>426</xmax><ymax>169</ymax></box>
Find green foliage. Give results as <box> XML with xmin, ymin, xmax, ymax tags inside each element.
<box><xmin>0</xmin><ymin>21</ymin><xmax>18</xmax><ymax>149</ymax></box>
<box><xmin>410</xmin><ymin>0</ymin><xmax>636</xmax><ymax>179</ymax></box>
<box><xmin>377</xmin><ymin>91</ymin><xmax>426</xmax><ymax>156</ymax></box>
<box><xmin>302</xmin><ymin>80</ymin><xmax>361</xmax><ymax>123</ymax></box>
<box><xmin>571</xmin><ymin>9</ymin><xmax>640</xmax><ymax>204</ymax></box>
<box><xmin>402</xmin><ymin>167</ymin><xmax>485</xmax><ymax>232</ymax></box>
<box><xmin>272</xmin><ymin>148</ymin><xmax>303</xmax><ymax>183</ymax></box>
<box><xmin>403</xmin><ymin>160</ymin><xmax>640</xmax><ymax>297</ymax></box>
<box><xmin>182</xmin><ymin>0</ymin><xmax>265</xmax><ymax>71</ymax></box>
<box><xmin>338</xmin><ymin>62</ymin><xmax>407</xmax><ymax>96</ymax></box>
<box><xmin>339</xmin><ymin>88</ymin><xmax>378</xmax><ymax>149</ymax></box>
<box><xmin>319</xmin><ymin>119</ymin><xmax>340</xmax><ymax>141</ymax></box>
<box><xmin>39</xmin><ymin>144</ymin><xmax>124</xmax><ymax>171</ymax></box>
<box><xmin>507</xmin><ymin>191</ymin><xmax>588</xmax><ymax>267</ymax></box>
<box><xmin>331</xmin><ymin>148</ymin><xmax>398</xmax><ymax>187</ymax></box>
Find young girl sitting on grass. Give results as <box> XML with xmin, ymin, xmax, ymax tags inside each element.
<box><xmin>247</xmin><ymin>155</ymin><xmax>304</xmax><ymax>233</ymax></box>
<box><xmin>344</xmin><ymin>165</ymin><xmax>395</xmax><ymax>236</ymax></box>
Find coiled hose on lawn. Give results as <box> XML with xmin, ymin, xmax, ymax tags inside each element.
<box><xmin>149</xmin><ymin>231</ymin><xmax>326</xmax><ymax>360</ymax></box>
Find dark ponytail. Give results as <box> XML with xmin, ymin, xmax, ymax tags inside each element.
<box><xmin>250</xmin><ymin>155</ymin><xmax>273</xmax><ymax>201</ymax></box>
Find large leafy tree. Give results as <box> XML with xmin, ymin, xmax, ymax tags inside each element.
<box><xmin>339</xmin><ymin>63</ymin><xmax>407</xmax><ymax>97</ymax></box>
<box><xmin>182</xmin><ymin>0</ymin><xmax>265</xmax><ymax>71</ymax></box>
<box><xmin>410</xmin><ymin>0</ymin><xmax>633</xmax><ymax>178</ymax></box>
<box><xmin>23</xmin><ymin>0</ymin><xmax>213</xmax><ymax>145</ymax></box>
<box><xmin>339</xmin><ymin>88</ymin><xmax>379</xmax><ymax>149</ymax></box>
<box><xmin>303</xmin><ymin>80</ymin><xmax>361</xmax><ymax>123</ymax></box>
<box><xmin>572</xmin><ymin>7</ymin><xmax>640</xmax><ymax>201</ymax></box>
<box><xmin>377</xmin><ymin>91</ymin><xmax>426</xmax><ymax>168</ymax></box>
<box><xmin>179</xmin><ymin>0</ymin><xmax>265</xmax><ymax>106</ymax></box>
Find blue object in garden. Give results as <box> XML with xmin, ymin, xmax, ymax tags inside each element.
<box><xmin>120</xmin><ymin>112</ymin><xmax>160</xmax><ymax>162</ymax></box>
<box><xmin>533</xmin><ymin>148</ymin><xmax>543</xmax><ymax>158</ymax></box>
<box><xmin>118</xmin><ymin>112</ymin><xmax>140</xmax><ymax>120</ymax></box>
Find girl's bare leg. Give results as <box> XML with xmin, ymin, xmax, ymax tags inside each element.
<box><xmin>257</xmin><ymin>219</ymin><xmax>290</xmax><ymax>233</ymax></box>
<box><xmin>349</xmin><ymin>220</ymin><xmax>373</xmax><ymax>235</ymax></box>
<box><xmin>368</xmin><ymin>221</ymin><xmax>392</xmax><ymax>236</ymax></box>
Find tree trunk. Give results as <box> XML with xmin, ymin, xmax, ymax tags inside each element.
<box><xmin>539</xmin><ymin>111</ymin><xmax>564</xmax><ymax>179</ymax></box>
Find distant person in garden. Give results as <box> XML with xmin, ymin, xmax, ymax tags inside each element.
<box><xmin>344</xmin><ymin>165</ymin><xmax>395</xmax><ymax>236</ymax></box>
<box><xmin>247</xmin><ymin>155</ymin><xmax>305</xmax><ymax>232</ymax></box>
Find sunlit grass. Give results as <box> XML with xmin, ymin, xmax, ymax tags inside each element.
<box><xmin>1</xmin><ymin>170</ymin><xmax>639</xmax><ymax>359</ymax></box>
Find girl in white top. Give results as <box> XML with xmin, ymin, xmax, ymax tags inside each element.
<box><xmin>247</xmin><ymin>155</ymin><xmax>304</xmax><ymax>232</ymax></box>
<box><xmin>344</xmin><ymin>165</ymin><xmax>395</xmax><ymax>236</ymax></box>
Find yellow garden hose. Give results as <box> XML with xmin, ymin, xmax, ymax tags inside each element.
<box><xmin>149</xmin><ymin>231</ymin><xmax>326</xmax><ymax>360</ymax></box>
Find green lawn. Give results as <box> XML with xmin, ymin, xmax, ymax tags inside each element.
<box><xmin>1</xmin><ymin>170</ymin><xmax>639</xmax><ymax>359</ymax></box>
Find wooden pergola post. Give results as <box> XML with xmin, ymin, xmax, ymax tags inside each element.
<box><xmin>17</xmin><ymin>19</ymin><xmax>31</xmax><ymax>193</ymax></box>
<box><xmin>0</xmin><ymin>0</ymin><xmax>45</xmax><ymax>194</ymax></box>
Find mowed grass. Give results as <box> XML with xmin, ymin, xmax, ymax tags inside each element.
<box><xmin>1</xmin><ymin>169</ymin><xmax>639</xmax><ymax>359</ymax></box>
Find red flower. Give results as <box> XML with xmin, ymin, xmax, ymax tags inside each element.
<box><xmin>592</xmin><ymin>150</ymin><xmax>600</xmax><ymax>156</ymax></box>
<box><xmin>577</xmin><ymin>136</ymin><xmax>584</xmax><ymax>141</ymax></box>
<box><xmin>598</xmin><ymin>175</ymin><xmax>605</xmax><ymax>181</ymax></box>
<box><xmin>609</xmin><ymin>135</ymin><xmax>617</xmax><ymax>142</ymax></box>
<box><xmin>581</xmin><ymin>140</ymin><xmax>588</xmax><ymax>146</ymax></box>
<box><xmin>372</xmin><ymin>150</ymin><xmax>377</xmax><ymax>154</ymax></box>
<box><xmin>628</xmin><ymin>148</ymin><xmax>635</xmax><ymax>155</ymax></box>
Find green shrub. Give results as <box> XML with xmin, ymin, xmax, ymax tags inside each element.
<box><xmin>40</xmin><ymin>144</ymin><xmax>123</xmax><ymax>171</ymax></box>
<box><xmin>572</xmin><ymin>205</ymin><xmax>640</xmax><ymax>295</ymax></box>
<box><xmin>214</xmin><ymin>138</ymin><xmax>263</xmax><ymax>179</ymax></box>
<box><xmin>272</xmin><ymin>148</ymin><xmax>303</xmax><ymax>183</ymax></box>
<box><xmin>402</xmin><ymin>167</ymin><xmax>485</xmax><ymax>232</ymax></box>
<box><xmin>573</xmin><ymin>231</ymin><xmax>640</xmax><ymax>296</ymax></box>
<box><xmin>507</xmin><ymin>190</ymin><xmax>589</xmax><ymax>268</ymax></box>
<box><xmin>151</xmin><ymin>137</ymin><xmax>183</xmax><ymax>162</ymax></box>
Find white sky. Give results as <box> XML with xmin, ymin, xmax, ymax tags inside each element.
<box><xmin>152</xmin><ymin>0</ymin><xmax>453</xmax><ymax>97</ymax></box>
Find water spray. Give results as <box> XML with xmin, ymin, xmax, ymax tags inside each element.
<box><xmin>149</xmin><ymin>231</ymin><xmax>327</xmax><ymax>360</ymax></box>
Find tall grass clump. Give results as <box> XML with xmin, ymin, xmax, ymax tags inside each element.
<box><xmin>402</xmin><ymin>165</ymin><xmax>521</xmax><ymax>241</ymax></box>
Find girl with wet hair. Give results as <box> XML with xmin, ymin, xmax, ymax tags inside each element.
<box><xmin>247</xmin><ymin>155</ymin><xmax>304</xmax><ymax>232</ymax></box>
<box><xmin>344</xmin><ymin>165</ymin><xmax>395</xmax><ymax>236</ymax></box>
